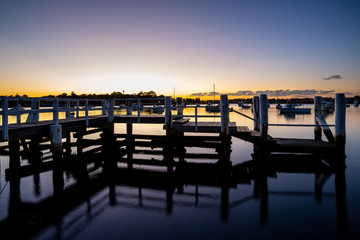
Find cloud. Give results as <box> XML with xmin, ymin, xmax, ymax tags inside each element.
<box><xmin>191</xmin><ymin>89</ymin><xmax>336</xmax><ymax>97</ymax></box>
<box><xmin>190</xmin><ymin>92</ymin><xmax>220</xmax><ymax>97</ymax></box>
<box><xmin>322</xmin><ymin>75</ymin><xmax>342</xmax><ymax>80</ymax></box>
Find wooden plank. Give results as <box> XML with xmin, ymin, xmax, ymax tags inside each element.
<box><xmin>236</xmin><ymin>126</ymin><xmax>251</xmax><ymax>133</ymax></box>
<box><xmin>0</xmin><ymin>116</ymin><xmax>107</xmax><ymax>140</ymax></box>
<box><xmin>114</xmin><ymin>115</ymin><xmax>165</xmax><ymax>124</ymax></box>
<box><xmin>272</xmin><ymin>138</ymin><xmax>335</xmax><ymax>153</ymax></box>
<box><xmin>179</xmin><ymin>121</ymin><xmax>237</xmax><ymax>133</ymax></box>
<box><xmin>173</xmin><ymin>118</ymin><xmax>190</xmax><ymax>124</ymax></box>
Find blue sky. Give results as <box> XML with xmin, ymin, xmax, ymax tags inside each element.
<box><xmin>0</xmin><ymin>0</ymin><xmax>359</xmax><ymax>97</ymax></box>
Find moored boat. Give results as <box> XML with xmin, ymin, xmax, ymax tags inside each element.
<box><xmin>354</xmin><ymin>100</ymin><xmax>359</xmax><ymax>107</ymax></box>
<box><xmin>205</xmin><ymin>103</ymin><xmax>220</xmax><ymax>112</ymax></box>
<box><xmin>321</xmin><ymin>101</ymin><xmax>334</xmax><ymax>112</ymax></box>
<box><xmin>280</xmin><ymin>103</ymin><xmax>311</xmax><ymax>114</ymax></box>
<box><xmin>238</xmin><ymin>102</ymin><xmax>251</xmax><ymax>109</ymax></box>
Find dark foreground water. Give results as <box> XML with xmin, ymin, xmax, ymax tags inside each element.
<box><xmin>1</xmin><ymin>104</ymin><xmax>359</xmax><ymax>240</ymax></box>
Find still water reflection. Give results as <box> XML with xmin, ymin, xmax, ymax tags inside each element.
<box><xmin>0</xmin><ymin>104</ymin><xmax>359</xmax><ymax>240</ymax></box>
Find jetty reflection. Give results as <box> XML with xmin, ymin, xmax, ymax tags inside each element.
<box><xmin>0</xmin><ymin>134</ymin><xmax>347</xmax><ymax>240</ymax></box>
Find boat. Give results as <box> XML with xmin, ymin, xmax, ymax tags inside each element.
<box><xmin>354</xmin><ymin>100</ymin><xmax>359</xmax><ymax>107</ymax></box>
<box><xmin>275</xmin><ymin>91</ymin><xmax>282</xmax><ymax>109</ymax></box>
<box><xmin>152</xmin><ymin>104</ymin><xmax>164</xmax><ymax>114</ymax></box>
<box><xmin>205</xmin><ymin>84</ymin><xmax>220</xmax><ymax>112</ymax></box>
<box><xmin>238</xmin><ymin>102</ymin><xmax>251</xmax><ymax>109</ymax></box>
<box><xmin>205</xmin><ymin>103</ymin><xmax>220</xmax><ymax>112</ymax></box>
<box><xmin>280</xmin><ymin>103</ymin><xmax>311</xmax><ymax>114</ymax></box>
<box><xmin>131</xmin><ymin>104</ymin><xmax>144</xmax><ymax>110</ymax></box>
<box><xmin>321</xmin><ymin>101</ymin><xmax>334</xmax><ymax>112</ymax></box>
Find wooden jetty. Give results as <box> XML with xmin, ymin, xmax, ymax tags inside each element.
<box><xmin>0</xmin><ymin>92</ymin><xmax>348</xmax><ymax>239</ymax></box>
<box><xmin>0</xmin><ymin>94</ymin><xmax>346</xmax><ymax>155</ymax></box>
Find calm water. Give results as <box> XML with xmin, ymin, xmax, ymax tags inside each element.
<box><xmin>1</xmin><ymin>104</ymin><xmax>359</xmax><ymax>240</ymax></box>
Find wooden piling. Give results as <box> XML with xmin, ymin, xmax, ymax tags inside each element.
<box><xmin>126</xmin><ymin>101</ymin><xmax>133</xmax><ymax>170</ymax></box>
<box><xmin>27</xmin><ymin>100</ymin><xmax>40</xmax><ymax>123</ymax></box>
<box><xmin>85</xmin><ymin>99</ymin><xmax>89</xmax><ymax>127</ymax></box>
<box><xmin>253</xmin><ymin>96</ymin><xmax>260</xmax><ymax>131</ymax></box>
<box><xmin>65</xmin><ymin>131</ymin><xmax>72</xmax><ymax>157</ymax></box>
<box><xmin>9</xmin><ymin>137</ymin><xmax>20</xmax><ymax>170</ymax></box>
<box><xmin>76</xmin><ymin>100</ymin><xmax>80</xmax><ymax>118</ymax></box>
<box><xmin>76</xmin><ymin>128</ymin><xmax>85</xmax><ymax>155</ymax></box>
<box><xmin>2</xmin><ymin>98</ymin><xmax>9</xmax><ymax>140</ymax></box>
<box><xmin>259</xmin><ymin>94</ymin><xmax>268</xmax><ymax>142</ymax></box>
<box><xmin>16</xmin><ymin>102</ymin><xmax>21</xmax><ymax>124</ymax></box>
<box><xmin>220</xmin><ymin>95</ymin><xmax>229</xmax><ymax>136</ymax></box>
<box><xmin>165</xmin><ymin>96</ymin><xmax>172</xmax><ymax>137</ymax></box>
<box><xmin>65</xmin><ymin>100</ymin><xmax>70</xmax><ymax>119</ymax></box>
<box><xmin>335</xmin><ymin>93</ymin><xmax>346</xmax><ymax>153</ymax></box>
<box><xmin>53</xmin><ymin>98</ymin><xmax>59</xmax><ymax>125</ymax></box>
<box><xmin>314</xmin><ymin>96</ymin><xmax>322</xmax><ymax>140</ymax></box>
<box><xmin>102</xmin><ymin>100</ymin><xmax>107</xmax><ymax>115</ymax></box>
<box><xmin>195</xmin><ymin>105</ymin><xmax>198</xmax><ymax>133</ymax></box>
<box><xmin>29</xmin><ymin>136</ymin><xmax>42</xmax><ymax>164</ymax></box>
<box><xmin>50</xmin><ymin>125</ymin><xmax>62</xmax><ymax>158</ymax></box>
<box><xmin>137</xmin><ymin>99</ymin><xmax>141</xmax><ymax>123</ymax></box>
<box><xmin>176</xmin><ymin>97</ymin><xmax>183</xmax><ymax>116</ymax></box>
<box><xmin>107</xmin><ymin>99</ymin><xmax>114</xmax><ymax>122</ymax></box>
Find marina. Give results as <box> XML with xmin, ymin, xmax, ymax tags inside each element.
<box><xmin>0</xmin><ymin>93</ymin><xmax>357</xmax><ymax>240</ymax></box>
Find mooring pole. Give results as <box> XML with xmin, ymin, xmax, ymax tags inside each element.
<box><xmin>259</xmin><ymin>94</ymin><xmax>268</xmax><ymax>142</ymax></box>
<box><xmin>220</xmin><ymin>95</ymin><xmax>229</xmax><ymax>136</ymax></box>
<box><xmin>253</xmin><ymin>96</ymin><xmax>260</xmax><ymax>131</ymax></box>
<box><xmin>335</xmin><ymin>93</ymin><xmax>346</xmax><ymax>155</ymax></box>
<box><xmin>314</xmin><ymin>96</ymin><xmax>322</xmax><ymax>140</ymax></box>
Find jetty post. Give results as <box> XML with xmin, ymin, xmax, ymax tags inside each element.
<box><xmin>102</xmin><ymin>99</ymin><xmax>116</xmax><ymax>170</ymax></box>
<box><xmin>220</xmin><ymin>95</ymin><xmax>229</xmax><ymax>137</ymax></box>
<box><xmin>335</xmin><ymin>93</ymin><xmax>346</xmax><ymax>155</ymax></box>
<box><xmin>65</xmin><ymin>100</ymin><xmax>70</xmax><ymax>119</ymax></box>
<box><xmin>85</xmin><ymin>99</ymin><xmax>89</xmax><ymax>127</ymax></box>
<box><xmin>107</xmin><ymin>99</ymin><xmax>114</xmax><ymax>122</ymax></box>
<box><xmin>2</xmin><ymin>98</ymin><xmax>9</xmax><ymax>140</ymax></box>
<box><xmin>124</xmin><ymin>100</ymin><xmax>133</xmax><ymax>170</ymax></box>
<box><xmin>50</xmin><ymin>98</ymin><xmax>62</xmax><ymax>158</ymax></box>
<box><xmin>314</xmin><ymin>96</ymin><xmax>322</xmax><ymax>140</ymax></box>
<box><xmin>126</xmin><ymin>100</ymin><xmax>133</xmax><ymax>136</ymax></box>
<box><xmin>16</xmin><ymin>102</ymin><xmax>21</xmax><ymax>124</ymax></box>
<box><xmin>253</xmin><ymin>96</ymin><xmax>260</xmax><ymax>131</ymax></box>
<box><xmin>137</xmin><ymin>99</ymin><xmax>141</xmax><ymax>123</ymax></box>
<box><xmin>76</xmin><ymin>100</ymin><xmax>80</xmax><ymax>118</ymax></box>
<box><xmin>102</xmin><ymin>100</ymin><xmax>107</xmax><ymax>115</ymax></box>
<box><xmin>177</xmin><ymin>97</ymin><xmax>183</xmax><ymax>116</ymax></box>
<box><xmin>165</xmin><ymin>96</ymin><xmax>172</xmax><ymax>137</ymax></box>
<box><xmin>259</xmin><ymin>94</ymin><xmax>268</xmax><ymax>142</ymax></box>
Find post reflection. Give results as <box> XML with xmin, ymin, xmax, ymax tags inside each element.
<box><xmin>0</xmin><ymin>133</ymin><xmax>348</xmax><ymax>240</ymax></box>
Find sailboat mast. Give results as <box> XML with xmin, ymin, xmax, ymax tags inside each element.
<box><xmin>213</xmin><ymin>84</ymin><xmax>215</xmax><ymax>103</ymax></box>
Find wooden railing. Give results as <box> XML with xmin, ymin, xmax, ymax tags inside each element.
<box><xmin>0</xmin><ymin>97</ymin><xmax>110</xmax><ymax>140</ymax></box>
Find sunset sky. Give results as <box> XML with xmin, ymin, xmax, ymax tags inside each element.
<box><xmin>1</xmin><ymin>0</ymin><xmax>359</xmax><ymax>98</ymax></box>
